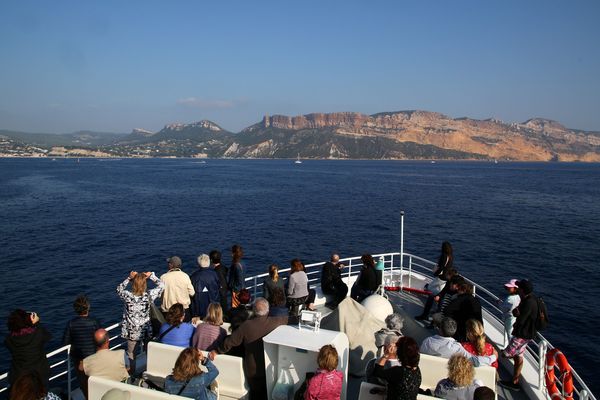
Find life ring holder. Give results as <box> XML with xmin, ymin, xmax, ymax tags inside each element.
<box><xmin>545</xmin><ymin>348</ymin><xmax>574</xmax><ymax>400</ymax></box>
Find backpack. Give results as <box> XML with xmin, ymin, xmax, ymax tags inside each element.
<box><xmin>536</xmin><ymin>296</ymin><xmax>549</xmax><ymax>331</ymax></box>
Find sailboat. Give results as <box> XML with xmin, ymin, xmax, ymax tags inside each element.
<box><xmin>294</xmin><ymin>153</ymin><xmax>302</xmax><ymax>164</ymax></box>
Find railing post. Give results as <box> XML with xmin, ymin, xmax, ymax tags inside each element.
<box><xmin>67</xmin><ymin>346</ymin><xmax>72</xmax><ymax>400</ymax></box>
<box><xmin>347</xmin><ymin>259</ymin><xmax>352</xmax><ymax>286</ymax></box>
<box><xmin>539</xmin><ymin>340</ymin><xmax>547</xmax><ymax>391</ymax></box>
<box><xmin>400</xmin><ymin>211</ymin><xmax>405</xmax><ymax>271</ymax></box>
<box><xmin>253</xmin><ymin>276</ymin><xmax>257</xmax><ymax>299</ymax></box>
<box><xmin>408</xmin><ymin>256</ymin><xmax>412</xmax><ymax>289</ymax></box>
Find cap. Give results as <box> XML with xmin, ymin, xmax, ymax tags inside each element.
<box><xmin>504</xmin><ymin>279</ymin><xmax>519</xmax><ymax>288</ymax></box>
<box><xmin>166</xmin><ymin>256</ymin><xmax>182</xmax><ymax>268</ymax></box>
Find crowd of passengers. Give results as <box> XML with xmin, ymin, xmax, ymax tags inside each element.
<box><xmin>4</xmin><ymin>242</ymin><xmax>540</xmax><ymax>400</ymax></box>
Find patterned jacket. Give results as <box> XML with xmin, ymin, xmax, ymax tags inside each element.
<box><xmin>117</xmin><ymin>273</ymin><xmax>164</xmax><ymax>341</ymax></box>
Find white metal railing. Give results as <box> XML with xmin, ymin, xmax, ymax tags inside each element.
<box><xmin>0</xmin><ymin>252</ymin><xmax>595</xmax><ymax>400</ymax></box>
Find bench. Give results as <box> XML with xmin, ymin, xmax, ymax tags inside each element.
<box><xmin>419</xmin><ymin>353</ymin><xmax>496</xmax><ymax>391</ymax></box>
<box><xmin>358</xmin><ymin>382</ymin><xmax>440</xmax><ymax>400</ymax></box>
<box><xmin>146</xmin><ymin>341</ymin><xmax>249</xmax><ymax>400</ymax></box>
<box><xmin>88</xmin><ymin>376</ymin><xmax>191</xmax><ymax>400</ymax></box>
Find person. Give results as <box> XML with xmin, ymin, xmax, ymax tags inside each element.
<box><xmin>287</xmin><ymin>258</ymin><xmax>310</xmax><ymax>315</ymax></box>
<box><xmin>190</xmin><ymin>254</ymin><xmax>221</xmax><ymax>319</ymax></box>
<box><xmin>374</xmin><ymin>313</ymin><xmax>404</xmax><ymax>357</ymax></box>
<box><xmin>304</xmin><ymin>345</ymin><xmax>343</xmax><ymax>400</ymax></box>
<box><xmin>473</xmin><ymin>386</ymin><xmax>495</xmax><ymax>400</ymax></box>
<box><xmin>434</xmin><ymin>354</ymin><xmax>483</xmax><ymax>400</ymax></box>
<box><xmin>209</xmin><ymin>250</ymin><xmax>229</xmax><ymax>316</ymax></box>
<box><xmin>320</xmin><ymin>253</ymin><xmax>348</xmax><ymax>308</ymax></box>
<box><xmin>443</xmin><ymin>282</ymin><xmax>482</xmax><ymax>342</ymax></box>
<box><xmin>263</xmin><ymin>264</ymin><xmax>286</xmax><ymax>305</ymax></box>
<box><xmin>461</xmin><ymin>319</ymin><xmax>498</xmax><ymax>368</ymax></box>
<box><xmin>161</xmin><ymin>256</ymin><xmax>195</xmax><ymax>320</ymax></box>
<box><xmin>366</xmin><ymin>334</ymin><xmax>401</xmax><ymax>386</ymax></box>
<box><xmin>211</xmin><ymin>297</ymin><xmax>288</xmax><ymax>400</ymax></box>
<box><xmin>372</xmin><ymin>336</ymin><xmax>422</xmax><ymax>400</ymax></box>
<box><xmin>228</xmin><ymin>245</ymin><xmax>246</xmax><ymax>308</ymax></box>
<box><xmin>164</xmin><ymin>347</ymin><xmax>218</xmax><ymax>400</ymax></box>
<box><xmin>192</xmin><ymin>303</ymin><xmax>227</xmax><ymax>351</ymax></box>
<box><xmin>417</xmin><ymin>268</ymin><xmax>458</xmax><ymax>321</ymax></box>
<box><xmin>82</xmin><ymin>329</ymin><xmax>129</xmax><ymax>382</ymax></box>
<box><xmin>9</xmin><ymin>371</ymin><xmax>61</xmax><ymax>400</ymax></box>
<box><xmin>420</xmin><ymin>317</ymin><xmax>496</xmax><ymax>367</ymax></box>
<box><xmin>227</xmin><ymin>288</ymin><xmax>252</xmax><ymax>331</ymax></box>
<box><xmin>116</xmin><ymin>270</ymin><xmax>164</xmax><ymax>375</ymax></box>
<box><xmin>62</xmin><ymin>295</ymin><xmax>101</xmax><ymax>396</ymax></box>
<box><xmin>499</xmin><ymin>279</ymin><xmax>520</xmax><ymax>348</ymax></box>
<box><xmin>5</xmin><ymin>309</ymin><xmax>51</xmax><ymax>388</ymax></box>
<box><xmin>433</xmin><ymin>241</ymin><xmax>454</xmax><ymax>278</ymax></box>
<box><xmin>350</xmin><ymin>254</ymin><xmax>378</xmax><ymax>303</ymax></box>
<box><xmin>158</xmin><ymin>303</ymin><xmax>195</xmax><ymax>347</ymax></box>
<box><xmin>500</xmin><ymin>279</ymin><xmax>539</xmax><ymax>391</ymax></box>
<box><xmin>268</xmin><ymin>287</ymin><xmax>289</xmax><ymax>317</ymax></box>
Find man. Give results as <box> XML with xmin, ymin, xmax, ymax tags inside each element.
<box><xmin>160</xmin><ymin>256</ymin><xmax>195</xmax><ymax>320</ymax></box>
<box><xmin>190</xmin><ymin>253</ymin><xmax>221</xmax><ymax>318</ymax></box>
<box><xmin>420</xmin><ymin>317</ymin><xmax>496</xmax><ymax>367</ymax></box>
<box><xmin>443</xmin><ymin>281</ymin><xmax>483</xmax><ymax>342</ymax></box>
<box><xmin>499</xmin><ymin>279</ymin><xmax>538</xmax><ymax>391</ymax></box>
<box><xmin>82</xmin><ymin>329</ymin><xmax>129</xmax><ymax>382</ymax></box>
<box><xmin>210</xmin><ymin>297</ymin><xmax>288</xmax><ymax>400</ymax></box>
<box><xmin>210</xmin><ymin>249</ymin><xmax>229</xmax><ymax>313</ymax></box>
<box><xmin>63</xmin><ymin>295</ymin><xmax>100</xmax><ymax>396</ymax></box>
<box><xmin>321</xmin><ymin>253</ymin><xmax>348</xmax><ymax>308</ymax></box>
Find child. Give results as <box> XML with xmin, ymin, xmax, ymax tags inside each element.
<box><xmin>305</xmin><ymin>345</ymin><xmax>343</xmax><ymax>400</ymax></box>
<box><xmin>499</xmin><ymin>279</ymin><xmax>521</xmax><ymax>348</ymax></box>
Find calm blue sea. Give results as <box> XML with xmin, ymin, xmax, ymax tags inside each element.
<box><xmin>1</xmin><ymin>159</ymin><xmax>599</xmax><ymax>393</ymax></box>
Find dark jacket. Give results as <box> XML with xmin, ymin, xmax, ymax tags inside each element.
<box><xmin>212</xmin><ymin>263</ymin><xmax>229</xmax><ymax>299</ymax></box>
<box><xmin>356</xmin><ymin>267</ymin><xmax>378</xmax><ymax>292</ymax></box>
<box><xmin>513</xmin><ymin>294</ymin><xmax>538</xmax><ymax>340</ymax></box>
<box><xmin>321</xmin><ymin>262</ymin><xmax>343</xmax><ymax>292</ymax></box>
<box><xmin>218</xmin><ymin>315</ymin><xmax>288</xmax><ymax>380</ymax></box>
<box><xmin>443</xmin><ymin>293</ymin><xmax>483</xmax><ymax>342</ymax></box>
<box><xmin>5</xmin><ymin>325</ymin><xmax>52</xmax><ymax>385</ymax></box>
<box><xmin>262</xmin><ymin>278</ymin><xmax>285</xmax><ymax>304</ymax></box>
<box><xmin>228</xmin><ymin>262</ymin><xmax>245</xmax><ymax>292</ymax></box>
<box><xmin>373</xmin><ymin>364</ymin><xmax>421</xmax><ymax>400</ymax></box>
<box><xmin>63</xmin><ymin>316</ymin><xmax>101</xmax><ymax>361</ymax></box>
<box><xmin>190</xmin><ymin>268</ymin><xmax>221</xmax><ymax>318</ymax></box>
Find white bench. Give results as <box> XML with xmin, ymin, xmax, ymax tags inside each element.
<box><xmin>88</xmin><ymin>376</ymin><xmax>191</xmax><ymax>400</ymax></box>
<box><xmin>419</xmin><ymin>353</ymin><xmax>496</xmax><ymax>392</ymax></box>
<box><xmin>358</xmin><ymin>382</ymin><xmax>439</xmax><ymax>400</ymax></box>
<box><xmin>146</xmin><ymin>341</ymin><xmax>249</xmax><ymax>400</ymax></box>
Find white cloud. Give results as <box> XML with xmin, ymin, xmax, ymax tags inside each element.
<box><xmin>176</xmin><ymin>97</ymin><xmax>235</xmax><ymax>109</ymax></box>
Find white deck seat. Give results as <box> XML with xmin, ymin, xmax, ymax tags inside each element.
<box><xmin>358</xmin><ymin>382</ymin><xmax>439</xmax><ymax>400</ymax></box>
<box><xmin>419</xmin><ymin>353</ymin><xmax>496</xmax><ymax>391</ymax></box>
<box><xmin>88</xmin><ymin>376</ymin><xmax>191</xmax><ymax>400</ymax></box>
<box><xmin>145</xmin><ymin>341</ymin><xmax>248</xmax><ymax>400</ymax></box>
<box><xmin>313</xmin><ymin>286</ymin><xmax>336</xmax><ymax>306</ymax></box>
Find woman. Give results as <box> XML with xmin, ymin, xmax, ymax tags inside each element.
<box><xmin>9</xmin><ymin>371</ymin><xmax>60</xmax><ymax>400</ymax></box>
<box><xmin>268</xmin><ymin>287</ymin><xmax>289</xmax><ymax>317</ymax></box>
<box><xmin>263</xmin><ymin>264</ymin><xmax>285</xmax><ymax>305</ymax></box>
<box><xmin>417</xmin><ymin>242</ymin><xmax>454</xmax><ymax>321</ymax></box>
<box><xmin>434</xmin><ymin>354</ymin><xmax>483</xmax><ymax>400</ymax></box>
<box><xmin>372</xmin><ymin>336</ymin><xmax>422</xmax><ymax>400</ymax></box>
<box><xmin>228</xmin><ymin>244</ymin><xmax>246</xmax><ymax>308</ymax></box>
<box><xmin>433</xmin><ymin>241</ymin><xmax>454</xmax><ymax>278</ymax></box>
<box><xmin>159</xmin><ymin>303</ymin><xmax>195</xmax><ymax>347</ymax></box>
<box><xmin>350</xmin><ymin>254</ymin><xmax>378</xmax><ymax>303</ymax></box>
<box><xmin>192</xmin><ymin>303</ymin><xmax>227</xmax><ymax>351</ymax></box>
<box><xmin>287</xmin><ymin>258</ymin><xmax>309</xmax><ymax>315</ymax></box>
<box><xmin>165</xmin><ymin>347</ymin><xmax>219</xmax><ymax>400</ymax></box>
<box><xmin>304</xmin><ymin>345</ymin><xmax>343</xmax><ymax>400</ymax></box>
<box><xmin>461</xmin><ymin>319</ymin><xmax>498</xmax><ymax>368</ymax></box>
<box><xmin>5</xmin><ymin>310</ymin><xmax>51</xmax><ymax>388</ymax></box>
<box><xmin>116</xmin><ymin>270</ymin><xmax>164</xmax><ymax>374</ymax></box>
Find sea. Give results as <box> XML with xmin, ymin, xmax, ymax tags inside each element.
<box><xmin>0</xmin><ymin>158</ymin><xmax>599</xmax><ymax>394</ymax></box>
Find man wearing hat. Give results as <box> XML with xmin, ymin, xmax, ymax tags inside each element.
<box><xmin>190</xmin><ymin>254</ymin><xmax>221</xmax><ymax>318</ymax></box>
<box><xmin>500</xmin><ymin>279</ymin><xmax>538</xmax><ymax>391</ymax></box>
<box><xmin>499</xmin><ymin>279</ymin><xmax>521</xmax><ymax>349</ymax></box>
<box><xmin>160</xmin><ymin>256</ymin><xmax>195</xmax><ymax>321</ymax></box>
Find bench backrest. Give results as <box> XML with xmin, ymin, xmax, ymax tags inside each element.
<box><xmin>88</xmin><ymin>376</ymin><xmax>191</xmax><ymax>400</ymax></box>
<box><xmin>419</xmin><ymin>353</ymin><xmax>496</xmax><ymax>391</ymax></box>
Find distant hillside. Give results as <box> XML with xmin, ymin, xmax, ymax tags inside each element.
<box><xmin>2</xmin><ymin>111</ymin><xmax>599</xmax><ymax>161</ymax></box>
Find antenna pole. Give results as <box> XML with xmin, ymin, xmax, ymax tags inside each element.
<box><xmin>400</xmin><ymin>211</ymin><xmax>405</xmax><ymax>270</ymax></box>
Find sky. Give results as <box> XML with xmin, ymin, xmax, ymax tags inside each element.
<box><xmin>1</xmin><ymin>0</ymin><xmax>599</xmax><ymax>134</ymax></box>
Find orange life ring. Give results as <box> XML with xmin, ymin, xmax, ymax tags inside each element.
<box><xmin>545</xmin><ymin>348</ymin><xmax>574</xmax><ymax>400</ymax></box>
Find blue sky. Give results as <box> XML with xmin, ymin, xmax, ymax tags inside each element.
<box><xmin>1</xmin><ymin>0</ymin><xmax>599</xmax><ymax>133</ymax></box>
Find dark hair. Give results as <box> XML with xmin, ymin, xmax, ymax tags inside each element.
<box><xmin>474</xmin><ymin>386</ymin><xmax>495</xmax><ymax>400</ymax></box>
<box><xmin>361</xmin><ymin>254</ymin><xmax>375</xmax><ymax>269</ymax></box>
<box><xmin>270</xmin><ymin>287</ymin><xmax>286</xmax><ymax>307</ymax></box>
<box><xmin>443</xmin><ymin>268</ymin><xmax>458</xmax><ymax>280</ymax></box>
<box><xmin>166</xmin><ymin>303</ymin><xmax>184</xmax><ymax>327</ymax></box>
<box><xmin>73</xmin><ymin>295</ymin><xmax>90</xmax><ymax>315</ymax></box>
<box><xmin>10</xmin><ymin>371</ymin><xmax>47</xmax><ymax>400</ymax></box>
<box><xmin>396</xmin><ymin>336</ymin><xmax>420</xmax><ymax>367</ymax></box>
<box><xmin>7</xmin><ymin>309</ymin><xmax>32</xmax><ymax>333</ymax></box>
<box><xmin>231</xmin><ymin>244</ymin><xmax>243</xmax><ymax>264</ymax></box>
<box><xmin>238</xmin><ymin>288</ymin><xmax>251</xmax><ymax>305</ymax></box>
<box><xmin>209</xmin><ymin>250</ymin><xmax>221</xmax><ymax>264</ymax></box>
<box><xmin>290</xmin><ymin>259</ymin><xmax>304</xmax><ymax>273</ymax></box>
<box><xmin>450</xmin><ymin>275</ymin><xmax>465</xmax><ymax>286</ymax></box>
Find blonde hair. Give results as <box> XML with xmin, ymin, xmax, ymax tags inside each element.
<box><xmin>465</xmin><ymin>319</ymin><xmax>486</xmax><ymax>356</ymax></box>
<box><xmin>447</xmin><ymin>354</ymin><xmax>475</xmax><ymax>387</ymax></box>
<box><xmin>204</xmin><ymin>303</ymin><xmax>223</xmax><ymax>326</ymax></box>
<box><xmin>269</xmin><ymin>264</ymin><xmax>279</xmax><ymax>282</ymax></box>
<box><xmin>317</xmin><ymin>345</ymin><xmax>339</xmax><ymax>372</ymax></box>
<box><xmin>131</xmin><ymin>274</ymin><xmax>147</xmax><ymax>296</ymax></box>
<box><xmin>172</xmin><ymin>347</ymin><xmax>203</xmax><ymax>381</ymax></box>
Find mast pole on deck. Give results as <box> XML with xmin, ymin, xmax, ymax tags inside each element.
<box><xmin>400</xmin><ymin>210</ymin><xmax>405</xmax><ymax>271</ymax></box>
